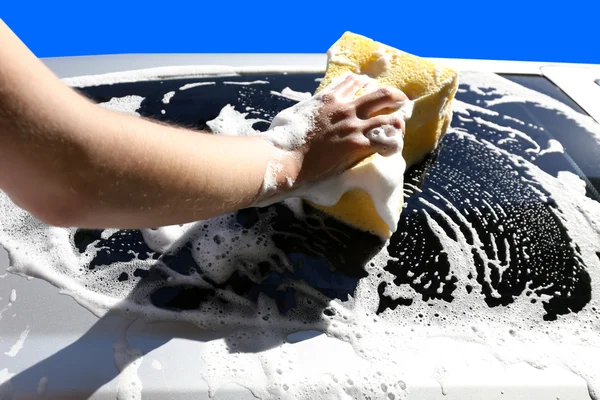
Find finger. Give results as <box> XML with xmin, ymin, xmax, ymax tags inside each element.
<box><xmin>332</xmin><ymin>73</ymin><xmax>369</xmax><ymax>99</ymax></box>
<box><xmin>353</xmin><ymin>87</ymin><xmax>408</xmax><ymax>119</ymax></box>
<box><xmin>324</xmin><ymin>73</ymin><xmax>354</xmax><ymax>95</ymax></box>
<box><xmin>363</xmin><ymin>114</ymin><xmax>405</xmax><ymax>132</ymax></box>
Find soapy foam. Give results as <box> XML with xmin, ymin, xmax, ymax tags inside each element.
<box><xmin>9</xmin><ymin>289</ymin><xmax>16</xmax><ymax>303</ymax></box>
<box><xmin>206</xmin><ymin>104</ymin><xmax>267</xmax><ymax>136</ymax></box>
<box><xmin>250</xmin><ymin>73</ymin><xmax>411</xmax><ymax>234</ymax></box>
<box><xmin>539</xmin><ymin>139</ymin><xmax>564</xmax><ymax>156</ymax></box>
<box><xmin>223</xmin><ymin>80</ymin><xmax>270</xmax><ymax>86</ymax></box>
<box><xmin>0</xmin><ymin>302</ymin><xmax>11</xmax><ymax>321</ymax></box>
<box><xmin>270</xmin><ymin>88</ymin><xmax>312</xmax><ymax>102</ymax></box>
<box><xmin>261</xmin><ymin>160</ymin><xmax>285</xmax><ymax>196</ymax></box>
<box><xmin>114</xmin><ymin>322</ymin><xmax>144</xmax><ymax>400</ymax></box>
<box><xmin>151</xmin><ymin>360</ymin><xmax>162</xmax><ymax>371</ymax></box>
<box><xmin>161</xmin><ymin>91</ymin><xmax>175</xmax><ymax>104</ymax></box>
<box><xmin>141</xmin><ymin>224</ymin><xmax>195</xmax><ymax>253</ymax></box>
<box><xmin>256</xmin><ymin>89</ymin><xmax>321</xmax><ymax>150</ymax></box>
<box><xmin>37</xmin><ymin>376</ymin><xmax>48</xmax><ymax>395</ymax></box>
<box><xmin>179</xmin><ymin>82</ymin><xmax>216</xmax><ymax>90</ymax></box>
<box><xmin>98</xmin><ymin>96</ymin><xmax>144</xmax><ymax>116</ymax></box>
<box><xmin>0</xmin><ymin>368</ymin><xmax>15</xmax><ymax>399</ymax></box>
<box><xmin>361</xmin><ymin>48</ymin><xmax>393</xmax><ymax>78</ymax></box>
<box><xmin>4</xmin><ymin>325</ymin><xmax>30</xmax><ymax>357</ymax></box>
<box><xmin>274</xmin><ymin>150</ymin><xmax>406</xmax><ymax>234</ymax></box>
<box><xmin>1</xmin><ymin>70</ymin><xmax>600</xmax><ymax>398</ymax></box>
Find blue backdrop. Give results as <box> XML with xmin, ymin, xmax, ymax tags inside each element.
<box><xmin>3</xmin><ymin>0</ymin><xmax>599</xmax><ymax>63</ymax></box>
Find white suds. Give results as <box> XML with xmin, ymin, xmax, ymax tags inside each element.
<box><xmin>261</xmin><ymin>160</ymin><xmax>284</xmax><ymax>196</ymax></box>
<box><xmin>161</xmin><ymin>91</ymin><xmax>175</xmax><ymax>104</ymax></box>
<box><xmin>558</xmin><ymin>171</ymin><xmax>586</xmax><ymax>195</ymax></box>
<box><xmin>223</xmin><ymin>80</ymin><xmax>269</xmax><ymax>86</ymax></box>
<box><xmin>361</xmin><ymin>48</ymin><xmax>393</xmax><ymax>78</ymax></box>
<box><xmin>503</xmin><ymin>115</ymin><xmax>526</xmax><ymax>125</ymax></box>
<box><xmin>326</xmin><ymin>45</ymin><xmax>359</xmax><ymax>72</ymax></box>
<box><xmin>538</xmin><ymin>139</ymin><xmax>564</xmax><ymax>156</ymax></box>
<box><xmin>141</xmin><ymin>224</ymin><xmax>194</xmax><ymax>253</ymax></box>
<box><xmin>37</xmin><ymin>376</ymin><xmax>49</xmax><ymax>395</ymax></box>
<box><xmin>3</xmin><ymin>67</ymin><xmax>600</xmax><ymax>399</ymax></box>
<box><xmin>206</xmin><ymin>104</ymin><xmax>268</xmax><ymax>136</ymax></box>
<box><xmin>255</xmin><ymin>74</ymin><xmax>413</xmax><ymax>235</ymax></box>
<box><xmin>179</xmin><ymin>82</ymin><xmax>216</xmax><ymax>90</ymax></box>
<box><xmin>0</xmin><ymin>302</ymin><xmax>11</xmax><ymax>321</ymax></box>
<box><xmin>273</xmin><ymin>150</ymin><xmax>407</xmax><ymax>235</ymax></box>
<box><xmin>9</xmin><ymin>289</ymin><xmax>16</xmax><ymax>303</ymax></box>
<box><xmin>0</xmin><ymin>368</ymin><xmax>15</xmax><ymax>398</ymax></box>
<box><xmin>270</xmin><ymin>87</ymin><xmax>312</xmax><ymax>102</ymax></box>
<box><xmin>151</xmin><ymin>360</ymin><xmax>162</xmax><ymax>371</ymax></box>
<box><xmin>4</xmin><ymin>325</ymin><xmax>30</xmax><ymax>357</ymax></box>
<box><xmin>113</xmin><ymin>325</ymin><xmax>144</xmax><ymax>400</ymax></box>
<box><xmin>98</xmin><ymin>95</ymin><xmax>144</xmax><ymax>117</ymax></box>
<box><xmin>257</xmin><ymin>92</ymin><xmax>321</xmax><ymax>150</ymax></box>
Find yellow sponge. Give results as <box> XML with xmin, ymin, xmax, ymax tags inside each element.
<box><xmin>309</xmin><ymin>31</ymin><xmax>459</xmax><ymax>238</ymax></box>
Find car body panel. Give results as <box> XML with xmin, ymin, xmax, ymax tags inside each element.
<box><xmin>2</xmin><ymin>55</ymin><xmax>600</xmax><ymax>400</ymax></box>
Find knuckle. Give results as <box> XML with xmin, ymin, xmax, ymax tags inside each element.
<box><xmin>321</xmin><ymin>93</ymin><xmax>333</xmax><ymax>103</ymax></box>
<box><xmin>389</xmin><ymin>116</ymin><xmax>403</xmax><ymax>129</ymax></box>
<box><xmin>343</xmin><ymin>119</ymin><xmax>362</xmax><ymax>132</ymax></box>
<box><xmin>349</xmin><ymin>134</ymin><xmax>369</xmax><ymax>148</ymax></box>
<box><xmin>347</xmin><ymin>73</ymin><xmax>360</xmax><ymax>82</ymax></box>
<box><xmin>378</xmin><ymin>87</ymin><xmax>393</xmax><ymax>98</ymax></box>
<box><xmin>330</xmin><ymin>106</ymin><xmax>354</xmax><ymax>122</ymax></box>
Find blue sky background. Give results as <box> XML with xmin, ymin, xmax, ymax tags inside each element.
<box><xmin>3</xmin><ymin>0</ymin><xmax>599</xmax><ymax>63</ymax></box>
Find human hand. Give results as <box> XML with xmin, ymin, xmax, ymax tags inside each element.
<box><xmin>260</xmin><ymin>73</ymin><xmax>410</xmax><ymax>192</ymax></box>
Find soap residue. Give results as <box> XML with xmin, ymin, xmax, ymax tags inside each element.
<box><xmin>1</xmin><ymin>69</ymin><xmax>600</xmax><ymax>399</ymax></box>
<box><xmin>206</xmin><ymin>104</ymin><xmax>270</xmax><ymax>136</ymax></box>
<box><xmin>161</xmin><ymin>91</ymin><xmax>175</xmax><ymax>104</ymax></box>
<box><xmin>4</xmin><ymin>325</ymin><xmax>30</xmax><ymax>357</ymax></box>
<box><xmin>98</xmin><ymin>96</ymin><xmax>144</xmax><ymax>117</ymax></box>
<box><xmin>113</xmin><ymin>323</ymin><xmax>144</xmax><ymax>400</ymax></box>
<box><xmin>179</xmin><ymin>82</ymin><xmax>216</xmax><ymax>90</ymax></box>
<box><xmin>538</xmin><ymin>139</ymin><xmax>564</xmax><ymax>156</ymax></box>
<box><xmin>252</xmin><ymin>73</ymin><xmax>411</xmax><ymax>234</ymax></box>
<box><xmin>0</xmin><ymin>301</ymin><xmax>11</xmax><ymax>321</ymax></box>
<box><xmin>270</xmin><ymin>88</ymin><xmax>312</xmax><ymax>102</ymax></box>
<box><xmin>211</xmin><ymin>76</ymin><xmax>406</xmax><ymax>205</ymax></box>
<box><xmin>37</xmin><ymin>376</ymin><xmax>48</xmax><ymax>395</ymax></box>
<box><xmin>151</xmin><ymin>360</ymin><xmax>162</xmax><ymax>371</ymax></box>
<box><xmin>0</xmin><ymin>368</ymin><xmax>15</xmax><ymax>398</ymax></box>
<box><xmin>223</xmin><ymin>80</ymin><xmax>269</xmax><ymax>86</ymax></box>
<box><xmin>326</xmin><ymin>45</ymin><xmax>359</xmax><ymax>72</ymax></box>
<box><xmin>361</xmin><ymin>48</ymin><xmax>392</xmax><ymax>78</ymax></box>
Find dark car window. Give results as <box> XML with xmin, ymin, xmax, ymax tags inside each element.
<box><xmin>497</xmin><ymin>74</ymin><xmax>600</xmax><ymax>198</ymax></box>
<box><xmin>61</xmin><ymin>72</ymin><xmax>600</xmax><ymax>325</ymax></box>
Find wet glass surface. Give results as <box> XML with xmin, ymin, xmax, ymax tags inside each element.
<box><xmin>74</xmin><ymin>73</ymin><xmax>600</xmax><ymax>322</ymax></box>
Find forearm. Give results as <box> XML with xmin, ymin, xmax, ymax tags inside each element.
<box><xmin>0</xmin><ymin>19</ymin><xmax>297</xmax><ymax>228</ymax></box>
<box><xmin>3</xmin><ymin>91</ymin><xmax>300</xmax><ymax>228</ymax></box>
<box><xmin>61</xmin><ymin>105</ymin><xmax>298</xmax><ymax>228</ymax></box>
<box><xmin>0</xmin><ymin>19</ymin><xmax>407</xmax><ymax>229</ymax></box>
